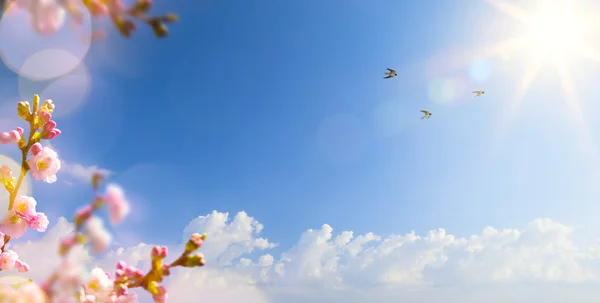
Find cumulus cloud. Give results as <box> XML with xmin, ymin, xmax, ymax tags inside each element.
<box><xmin>3</xmin><ymin>212</ymin><xmax>600</xmax><ymax>302</ymax></box>
<box><xmin>42</xmin><ymin>141</ymin><xmax>112</xmax><ymax>183</ymax></box>
<box><xmin>59</xmin><ymin>160</ymin><xmax>112</xmax><ymax>183</ymax></box>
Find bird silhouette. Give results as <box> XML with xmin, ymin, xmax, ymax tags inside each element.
<box><xmin>420</xmin><ymin>110</ymin><xmax>432</xmax><ymax>119</ymax></box>
<box><xmin>473</xmin><ymin>90</ymin><xmax>485</xmax><ymax>97</ymax></box>
<box><xmin>384</xmin><ymin>68</ymin><xmax>397</xmax><ymax>79</ymax></box>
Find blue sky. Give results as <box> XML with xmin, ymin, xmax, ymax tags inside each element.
<box><xmin>3</xmin><ymin>0</ymin><xmax>600</xmax><ymax>287</ymax></box>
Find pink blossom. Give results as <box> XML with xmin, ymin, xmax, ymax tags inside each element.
<box><xmin>0</xmin><ymin>250</ymin><xmax>18</xmax><ymax>270</ymax></box>
<box><xmin>0</xmin><ymin>165</ymin><xmax>13</xmax><ymax>184</ymax></box>
<box><xmin>28</xmin><ymin>145</ymin><xmax>61</xmax><ymax>183</ymax></box>
<box><xmin>86</xmin><ymin>217</ymin><xmax>111</xmax><ymax>253</ymax></box>
<box><xmin>12</xmin><ymin>195</ymin><xmax>37</xmax><ymax>219</ymax></box>
<box><xmin>55</xmin><ymin>261</ymin><xmax>84</xmax><ymax>292</ymax></box>
<box><xmin>27</xmin><ymin>212</ymin><xmax>49</xmax><ymax>232</ymax></box>
<box><xmin>15</xmin><ymin>259</ymin><xmax>30</xmax><ymax>273</ymax></box>
<box><xmin>29</xmin><ymin>0</ymin><xmax>67</xmax><ymax>35</ymax></box>
<box><xmin>85</xmin><ymin>268</ymin><xmax>114</xmax><ymax>300</ymax></box>
<box><xmin>0</xmin><ymin>210</ymin><xmax>29</xmax><ymax>238</ymax></box>
<box><xmin>103</xmin><ymin>184</ymin><xmax>130</xmax><ymax>224</ymax></box>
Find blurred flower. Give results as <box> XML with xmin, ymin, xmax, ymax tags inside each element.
<box><xmin>103</xmin><ymin>184</ymin><xmax>130</xmax><ymax>224</ymax></box>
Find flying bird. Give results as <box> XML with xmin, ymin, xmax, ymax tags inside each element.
<box><xmin>384</xmin><ymin>68</ymin><xmax>397</xmax><ymax>79</ymax></box>
<box><xmin>420</xmin><ymin>110</ymin><xmax>431</xmax><ymax>119</ymax></box>
<box><xmin>473</xmin><ymin>90</ymin><xmax>485</xmax><ymax>97</ymax></box>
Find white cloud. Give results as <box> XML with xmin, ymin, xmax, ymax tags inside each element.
<box><xmin>3</xmin><ymin>212</ymin><xmax>600</xmax><ymax>302</ymax></box>
<box><xmin>42</xmin><ymin>141</ymin><xmax>112</xmax><ymax>183</ymax></box>
<box><xmin>60</xmin><ymin>160</ymin><xmax>112</xmax><ymax>183</ymax></box>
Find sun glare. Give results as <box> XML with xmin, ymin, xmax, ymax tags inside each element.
<box><xmin>522</xmin><ymin>7</ymin><xmax>587</xmax><ymax>60</ymax></box>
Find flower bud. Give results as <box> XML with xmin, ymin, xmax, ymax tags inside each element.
<box><xmin>40</xmin><ymin>99</ymin><xmax>54</xmax><ymax>113</ymax></box>
<box><xmin>17</xmin><ymin>101</ymin><xmax>31</xmax><ymax>120</ymax></box>
<box><xmin>184</xmin><ymin>253</ymin><xmax>205</xmax><ymax>267</ymax></box>
<box><xmin>30</xmin><ymin>143</ymin><xmax>42</xmax><ymax>156</ymax></box>
<box><xmin>185</xmin><ymin>233</ymin><xmax>206</xmax><ymax>253</ymax></box>
<box><xmin>32</xmin><ymin>94</ymin><xmax>40</xmax><ymax>112</ymax></box>
<box><xmin>42</xmin><ymin>129</ymin><xmax>61</xmax><ymax>139</ymax></box>
<box><xmin>42</xmin><ymin>121</ymin><xmax>56</xmax><ymax>132</ymax></box>
<box><xmin>8</xmin><ymin>130</ymin><xmax>20</xmax><ymax>143</ymax></box>
<box><xmin>150</xmin><ymin>246</ymin><xmax>168</xmax><ymax>260</ymax></box>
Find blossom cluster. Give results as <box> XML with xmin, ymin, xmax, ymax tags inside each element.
<box><xmin>0</xmin><ymin>95</ymin><xmax>208</xmax><ymax>302</ymax></box>
<box><xmin>1</xmin><ymin>0</ymin><xmax>178</xmax><ymax>38</ymax></box>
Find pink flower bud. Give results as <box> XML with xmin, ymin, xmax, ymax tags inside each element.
<box><xmin>151</xmin><ymin>246</ymin><xmax>168</xmax><ymax>259</ymax></box>
<box><xmin>152</xmin><ymin>285</ymin><xmax>167</xmax><ymax>303</ymax></box>
<box><xmin>0</xmin><ymin>132</ymin><xmax>10</xmax><ymax>144</ymax></box>
<box><xmin>30</xmin><ymin>143</ymin><xmax>43</xmax><ymax>156</ymax></box>
<box><xmin>124</xmin><ymin>266</ymin><xmax>134</xmax><ymax>277</ymax></box>
<box><xmin>8</xmin><ymin>130</ymin><xmax>20</xmax><ymax>143</ymax></box>
<box><xmin>16</xmin><ymin>127</ymin><xmax>24</xmax><ymax>137</ymax></box>
<box><xmin>133</xmin><ymin>269</ymin><xmax>144</xmax><ymax>279</ymax></box>
<box><xmin>42</xmin><ymin>120</ymin><xmax>56</xmax><ymax>132</ymax></box>
<box><xmin>75</xmin><ymin>205</ymin><xmax>93</xmax><ymax>223</ymax></box>
<box><xmin>15</xmin><ymin>259</ymin><xmax>30</xmax><ymax>272</ymax></box>
<box><xmin>115</xmin><ymin>269</ymin><xmax>125</xmax><ymax>280</ymax></box>
<box><xmin>38</xmin><ymin>110</ymin><xmax>51</xmax><ymax>123</ymax></box>
<box><xmin>116</xmin><ymin>261</ymin><xmax>126</xmax><ymax>270</ymax></box>
<box><xmin>43</xmin><ymin>128</ymin><xmax>61</xmax><ymax>139</ymax></box>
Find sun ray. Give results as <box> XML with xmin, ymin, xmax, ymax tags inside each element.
<box><xmin>482</xmin><ymin>0</ymin><xmax>600</xmax><ymax>166</ymax></box>
<box><xmin>506</xmin><ymin>56</ymin><xmax>544</xmax><ymax>119</ymax></box>
<box><xmin>555</xmin><ymin>59</ymin><xmax>600</xmax><ymax>171</ymax></box>
<box><xmin>487</xmin><ymin>56</ymin><xmax>545</xmax><ymax>161</ymax></box>
<box><xmin>484</xmin><ymin>0</ymin><xmax>531</xmax><ymax>23</ymax></box>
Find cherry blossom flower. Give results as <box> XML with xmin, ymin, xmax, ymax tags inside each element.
<box><xmin>86</xmin><ymin>217</ymin><xmax>111</xmax><ymax>253</ymax></box>
<box><xmin>28</xmin><ymin>144</ymin><xmax>61</xmax><ymax>183</ymax></box>
<box><xmin>13</xmin><ymin>195</ymin><xmax>38</xmax><ymax>219</ymax></box>
<box><xmin>0</xmin><ymin>210</ymin><xmax>29</xmax><ymax>238</ymax></box>
<box><xmin>27</xmin><ymin>212</ymin><xmax>49</xmax><ymax>232</ymax></box>
<box><xmin>84</xmin><ymin>268</ymin><xmax>114</xmax><ymax>300</ymax></box>
<box><xmin>0</xmin><ymin>250</ymin><xmax>19</xmax><ymax>270</ymax></box>
<box><xmin>103</xmin><ymin>184</ymin><xmax>130</xmax><ymax>224</ymax></box>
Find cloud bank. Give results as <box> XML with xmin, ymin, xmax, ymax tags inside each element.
<box><xmin>4</xmin><ymin>211</ymin><xmax>600</xmax><ymax>302</ymax></box>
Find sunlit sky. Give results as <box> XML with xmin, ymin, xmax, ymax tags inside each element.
<box><xmin>2</xmin><ymin>0</ymin><xmax>600</xmax><ymax>301</ymax></box>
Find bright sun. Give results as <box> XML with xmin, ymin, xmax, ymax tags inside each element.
<box><xmin>478</xmin><ymin>0</ymin><xmax>600</xmax><ymax>164</ymax></box>
<box><xmin>522</xmin><ymin>6</ymin><xmax>588</xmax><ymax>60</ymax></box>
